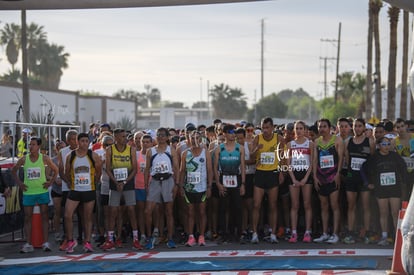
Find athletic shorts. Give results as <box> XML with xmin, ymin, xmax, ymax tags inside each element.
<box><xmin>135</xmin><ymin>188</ymin><xmax>146</xmax><ymax>202</ymax></box>
<box><xmin>51</xmin><ymin>189</ymin><xmax>63</xmax><ymax>198</ymax></box>
<box><xmin>67</xmin><ymin>190</ymin><xmax>96</xmax><ymax>203</ymax></box>
<box><xmin>100</xmin><ymin>194</ymin><xmax>109</xmax><ymax>206</ymax></box>
<box><xmin>291</xmin><ymin>170</ymin><xmax>313</xmax><ymax>184</ymax></box>
<box><xmin>344</xmin><ymin>174</ymin><xmax>369</xmax><ymax>192</ymax></box>
<box><xmin>184</xmin><ymin>191</ymin><xmax>207</xmax><ymax>204</ymax></box>
<box><xmin>318</xmin><ymin>181</ymin><xmax>338</xmax><ymax>197</ymax></box>
<box><xmin>146</xmin><ymin>177</ymin><xmax>174</xmax><ymax>203</ymax></box>
<box><xmin>254</xmin><ymin>170</ymin><xmax>280</xmax><ymax>189</ymax></box>
<box><xmin>22</xmin><ymin>192</ymin><xmax>50</xmax><ymax>207</ymax></box>
<box><xmin>109</xmin><ymin>189</ymin><xmax>136</xmax><ymax>206</ymax></box>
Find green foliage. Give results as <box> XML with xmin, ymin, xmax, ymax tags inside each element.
<box><xmin>116</xmin><ymin>116</ymin><xmax>135</xmax><ymax>131</ymax></box>
<box><xmin>210</xmin><ymin>83</ymin><xmax>248</xmax><ymax>119</ymax></box>
<box><xmin>192</xmin><ymin>101</ymin><xmax>208</xmax><ymax>108</ymax></box>
<box><xmin>247</xmin><ymin>93</ymin><xmax>287</xmax><ymax>123</ymax></box>
<box><xmin>0</xmin><ymin>69</ymin><xmax>21</xmax><ymax>82</ymax></box>
<box><xmin>317</xmin><ymin>97</ymin><xmax>357</xmax><ymax>123</ymax></box>
<box><xmin>79</xmin><ymin>90</ymin><xmax>102</xmax><ymax>96</ymax></box>
<box><xmin>164</xmin><ymin>101</ymin><xmax>185</xmax><ymax>108</ymax></box>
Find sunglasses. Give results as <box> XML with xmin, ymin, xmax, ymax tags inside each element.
<box><xmin>246</xmin><ymin>128</ymin><xmax>254</xmax><ymax>133</ymax></box>
<box><xmin>157</xmin><ymin>133</ymin><xmax>167</xmax><ymax>137</ymax></box>
<box><xmin>381</xmin><ymin>142</ymin><xmax>391</xmax><ymax>146</ymax></box>
<box><xmin>226</xmin><ymin>129</ymin><xmax>236</xmax><ymax>134</ymax></box>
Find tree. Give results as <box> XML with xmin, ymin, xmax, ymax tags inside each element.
<box><xmin>113</xmin><ymin>89</ymin><xmax>149</xmax><ymax>108</ymax></box>
<box><xmin>26</xmin><ymin>22</ymin><xmax>47</xmax><ymax>76</ymax></box>
<box><xmin>0</xmin><ymin>23</ymin><xmax>20</xmax><ymax>71</ymax></box>
<box><xmin>400</xmin><ymin>10</ymin><xmax>409</xmax><ymax>119</ymax></box>
<box><xmin>192</xmin><ymin>101</ymin><xmax>208</xmax><ymax>108</ymax></box>
<box><xmin>371</xmin><ymin>0</ymin><xmax>383</xmax><ymax>118</ymax></box>
<box><xmin>386</xmin><ymin>6</ymin><xmax>400</xmax><ymax>120</ymax></box>
<box><xmin>116</xmin><ymin>116</ymin><xmax>134</xmax><ymax>131</ymax></box>
<box><xmin>247</xmin><ymin>93</ymin><xmax>287</xmax><ymax>122</ymax></box>
<box><xmin>164</xmin><ymin>101</ymin><xmax>185</xmax><ymax>108</ymax></box>
<box><xmin>210</xmin><ymin>83</ymin><xmax>248</xmax><ymax>119</ymax></box>
<box><xmin>318</xmin><ymin>97</ymin><xmax>357</xmax><ymax>124</ymax></box>
<box><xmin>144</xmin><ymin>84</ymin><xmax>161</xmax><ymax>108</ymax></box>
<box><xmin>366</xmin><ymin>0</ymin><xmax>374</xmax><ymax>119</ymax></box>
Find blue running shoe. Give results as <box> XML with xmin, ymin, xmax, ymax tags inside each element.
<box><xmin>167</xmin><ymin>239</ymin><xmax>176</xmax><ymax>248</ymax></box>
<box><xmin>145</xmin><ymin>237</ymin><xmax>155</xmax><ymax>250</ymax></box>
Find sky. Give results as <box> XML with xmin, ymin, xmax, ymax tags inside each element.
<box><xmin>0</xmin><ymin>0</ymin><xmax>411</xmax><ymax>108</ymax></box>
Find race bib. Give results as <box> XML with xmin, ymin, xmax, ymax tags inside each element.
<box><xmin>154</xmin><ymin>161</ymin><xmax>170</xmax><ymax>174</ymax></box>
<box><xmin>187</xmin><ymin>172</ymin><xmax>201</xmax><ymax>185</ymax></box>
<box><xmin>260</xmin><ymin>152</ymin><xmax>275</xmax><ymax>165</ymax></box>
<box><xmin>74</xmin><ymin>172</ymin><xmax>91</xmax><ymax>190</ymax></box>
<box><xmin>27</xmin><ymin>167</ymin><xmax>41</xmax><ymax>180</ymax></box>
<box><xmin>113</xmin><ymin>167</ymin><xmax>128</xmax><ymax>181</ymax></box>
<box><xmin>292</xmin><ymin>157</ymin><xmax>310</xmax><ymax>169</ymax></box>
<box><xmin>320</xmin><ymin>155</ymin><xmax>334</xmax><ymax>169</ymax></box>
<box><xmin>223</xmin><ymin>175</ymin><xmax>237</xmax><ymax>188</ymax></box>
<box><xmin>380</xmin><ymin>172</ymin><xmax>396</xmax><ymax>186</ymax></box>
<box><xmin>403</xmin><ymin>157</ymin><xmax>414</xmax><ymax>170</ymax></box>
<box><xmin>139</xmin><ymin>162</ymin><xmax>146</xmax><ymax>173</ymax></box>
<box><xmin>350</xmin><ymin>157</ymin><xmax>366</xmax><ymax>171</ymax></box>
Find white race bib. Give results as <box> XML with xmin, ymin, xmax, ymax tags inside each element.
<box><xmin>139</xmin><ymin>162</ymin><xmax>146</xmax><ymax>173</ymax></box>
<box><xmin>320</xmin><ymin>155</ymin><xmax>334</xmax><ymax>169</ymax></box>
<box><xmin>292</xmin><ymin>156</ymin><xmax>310</xmax><ymax>169</ymax></box>
<box><xmin>380</xmin><ymin>172</ymin><xmax>396</xmax><ymax>186</ymax></box>
<box><xmin>113</xmin><ymin>167</ymin><xmax>128</xmax><ymax>181</ymax></box>
<box><xmin>187</xmin><ymin>172</ymin><xmax>201</xmax><ymax>185</ymax></box>
<box><xmin>27</xmin><ymin>167</ymin><xmax>41</xmax><ymax>180</ymax></box>
<box><xmin>223</xmin><ymin>175</ymin><xmax>237</xmax><ymax>188</ymax></box>
<box><xmin>154</xmin><ymin>161</ymin><xmax>170</xmax><ymax>174</ymax></box>
<box><xmin>403</xmin><ymin>157</ymin><xmax>414</xmax><ymax>170</ymax></box>
<box><xmin>74</xmin><ymin>172</ymin><xmax>91</xmax><ymax>191</ymax></box>
<box><xmin>260</xmin><ymin>152</ymin><xmax>275</xmax><ymax>165</ymax></box>
<box><xmin>350</xmin><ymin>157</ymin><xmax>366</xmax><ymax>171</ymax></box>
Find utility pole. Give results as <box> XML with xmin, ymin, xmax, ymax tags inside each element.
<box><xmin>319</xmin><ymin>57</ymin><xmax>336</xmax><ymax>98</ymax></box>
<box><xmin>261</xmin><ymin>18</ymin><xmax>265</xmax><ymax>99</ymax></box>
<box><xmin>320</xmin><ymin>22</ymin><xmax>341</xmax><ymax>103</ymax></box>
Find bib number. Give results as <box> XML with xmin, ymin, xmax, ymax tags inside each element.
<box><xmin>154</xmin><ymin>161</ymin><xmax>170</xmax><ymax>174</ymax></box>
<box><xmin>380</xmin><ymin>172</ymin><xmax>396</xmax><ymax>186</ymax></box>
<box><xmin>187</xmin><ymin>172</ymin><xmax>201</xmax><ymax>185</ymax></box>
<box><xmin>139</xmin><ymin>162</ymin><xmax>146</xmax><ymax>173</ymax></box>
<box><xmin>350</xmin><ymin>157</ymin><xmax>366</xmax><ymax>171</ymax></box>
<box><xmin>74</xmin><ymin>172</ymin><xmax>91</xmax><ymax>191</ymax></box>
<box><xmin>113</xmin><ymin>168</ymin><xmax>128</xmax><ymax>181</ymax></box>
<box><xmin>223</xmin><ymin>175</ymin><xmax>237</xmax><ymax>188</ymax></box>
<box><xmin>260</xmin><ymin>152</ymin><xmax>275</xmax><ymax>165</ymax></box>
<box><xmin>320</xmin><ymin>155</ymin><xmax>334</xmax><ymax>169</ymax></box>
<box><xmin>403</xmin><ymin>157</ymin><xmax>414</xmax><ymax>170</ymax></box>
<box><xmin>27</xmin><ymin>167</ymin><xmax>41</xmax><ymax>180</ymax></box>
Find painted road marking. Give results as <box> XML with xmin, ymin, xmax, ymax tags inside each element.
<box><xmin>0</xmin><ymin>249</ymin><xmax>393</xmax><ymax>266</ymax></box>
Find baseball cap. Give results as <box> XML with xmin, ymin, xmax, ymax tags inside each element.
<box><xmin>22</xmin><ymin>128</ymin><xmax>32</xmax><ymax>134</ymax></box>
<box><xmin>285</xmin><ymin>123</ymin><xmax>294</xmax><ymax>131</ymax></box>
<box><xmin>185</xmin><ymin>122</ymin><xmax>196</xmax><ymax>132</ymax></box>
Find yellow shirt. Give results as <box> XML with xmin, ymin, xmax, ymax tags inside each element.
<box><xmin>256</xmin><ymin>133</ymin><xmax>279</xmax><ymax>171</ymax></box>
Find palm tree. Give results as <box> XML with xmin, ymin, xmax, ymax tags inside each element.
<box><xmin>35</xmin><ymin>43</ymin><xmax>69</xmax><ymax>89</ymax></box>
<box><xmin>210</xmin><ymin>83</ymin><xmax>248</xmax><ymax>119</ymax></box>
<box><xmin>400</xmin><ymin>10</ymin><xmax>409</xmax><ymax>119</ymax></box>
<box><xmin>371</xmin><ymin>0</ymin><xmax>383</xmax><ymax>118</ymax></box>
<box><xmin>366</xmin><ymin>0</ymin><xmax>374</xmax><ymax>119</ymax></box>
<box><xmin>26</xmin><ymin>22</ymin><xmax>47</xmax><ymax>77</ymax></box>
<box><xmin>387</xmin><ymin>5</ymin><xmax>400</xmax><ymax>120</ymax></box>
<box><xmin>0</xmin><ymin>23</ymin><xmax>21</xmax><ymax>71</ymax></box>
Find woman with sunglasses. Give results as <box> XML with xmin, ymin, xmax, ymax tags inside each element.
<box><xmin>364</xmin><ymin>136</ymin><xmax>408</xmax><ymax>246</ymax></box>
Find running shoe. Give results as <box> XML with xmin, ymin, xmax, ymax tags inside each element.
<box><xmin>115</xmin><ymin>238</ymin><xmax>123</xmax><ymax>248</ymax></box>
<box><xmin>42</xmin><ymin>242</ymin><xmax>52</xmax><ymax>252</ymax></box>
<box><xmin>59</xmin><ymin>239</ymin><xmax>68</xmax><ymax>251</ymax></box>
<box><xmin>239</xmin><ymin>232</ymin><xmax>249</xmax><ymax>244</ymax></box>
<box><xmin>198</xmin><ymin>235</ymin><xmax>206</xmax><ymax>246</ymax></box>
<box><xmin>54</xmin><ymin>233</ymin><xmax>63</xmax><ymax>243</ymax></box>
<box><xmin>185</xmin><ymin>235</ymin><xmax>196</xmax><ymax>247</ymax></box>
<box><xmin>101</xmin><ymin>240</ymin><xmax>115</xmax><ymax>251</ymax></box>
<box><xmin>303</xmin><ymin>232</ymin><xmax>312</xmax><ymax>243</ymax></box>
<box><xmin>276</xmin><ymin>226</ymin><xmax>285</xmax><ymax>238</ymax></box>
<box><xmin>377</xmin><ymin>237</ymin><xmax>391</xmax><ymax>246</ymax></box>
<box><xmin>20</xmin><ymin>243</ymin><xmax>34</xmax><ymax>253</ymax></box>
<box><xmin>66</xmin><ymin>239</ymin><xmax>78</xmax><ymax>254</ymax></box>
<box><xmin>326</xmin><ymin>234</ymin><xmax>339</xmax><ymax>244</ymax></box>
<box><xmin>153</xmin><ymin>230</ymin><xmax>160</xmax><ymax>245</ymax></box>
<box><xmin>343</xmin><ymin>235</ymin><xmax>356</xmax><ymax>244</ymax></box>
<box><xmin>167</xmin><ymin>239</ymin><xmax>177</xmax><ymax>248</ymax></box>
<box><xmin>133</xmin><ymin>239</ymin><xmax>143</xmax><ymax>250</ymax></box>
<box><xmin>145</xmin><ymin>237</ymin><xmax>155</xmax><ymax>250</ymax></box>
<box><xmin>140</xmin><ymin>236</ymin><xmax>147</xmax><ymax>246</ymax></box>
<box><xmin>314</xmin><ymin>233</ymin><xmax>330</xmax><ymax>243</ymax></box>
<box><xmin>270</xmin><ymin>233</ymin><xmax>279</xmax><ymax>244</ymax></box>
<box><xmin>288</xmin><ymin>233</ymin><xmax>298</xmax><ymax>243</ymax></box>
<box><xmin>251</xmin><ymin>232</ymin><xmax>259</xmax><ymax>244</ymax></box>
<box><xmin>83</xmin><ymin>241</ymin><xmax>94</xmax><ymax>253</ymax></box>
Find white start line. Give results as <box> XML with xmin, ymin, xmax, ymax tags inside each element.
<box><xmin>0</xmin><ymin>249</ymin><xmax>393</xmax><ymax>266</ymax></box>
<box><xmin>55</xmin><ymin>271</ymin><xmax>388</xmax><ymax>275</ymax></box>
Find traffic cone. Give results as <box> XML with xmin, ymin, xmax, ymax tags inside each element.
<box><xmin>31</xmin><ymin>204</ymin><xmax>44</xmax><ymax>248</ymax></box>
<box><xmin>387</xmin><ymin>206</ymin><xmax>407</xmax><ymax>275</ymax></box>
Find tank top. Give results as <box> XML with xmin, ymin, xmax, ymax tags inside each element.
<box><xmin>70</xmin><ymin>154</ymin><xmax>96</xmax><ymax>191</ymax></box>
<box><xmin>316</xmin><ymin>135</ymin><xmax>339</xmax><ymax>184</ymax></box>
<box><xmin>218</xmin><ymin>143</ymin><xmax>241</xmax><ymax>175</ymax></box>
<box><xmin>60</xmin><ymin>146</ymin><xmax>73</xmax><ymax>192</ymax></box>
<box><xmin>256</xmin><ymin>133</ymin><xmax>279</xmax><ymax>171</ymax></box>
<box><xmin>395</xmin><ymin>134</ymin><xmax>414</xmax><ymax>172</ymax></box>
<box><xmin>23</xmin><ymin>154</ymin><xmax>47</xmax><ymax>195</ymax></box>
<box><xmin>347</xmin><ymin>137</ymin><xmax>371</xmax><ymax>173</ymax></box>
<box><xmin>95</xmin><ymin>148</ymin><xmax>110</xmax><ymax>195</ymax></box>
<box><xmin>111</xmin><ymin>144</ymin><xmax>133</xmax><ymax>181</ymax></box>
<box><xmin>290</xmin><ymin>138</ymin><xmax>311</xmax><ymax>171</ymax></box>
<box><xmin>135</xmin><ymin>151</ymin><xmax>146</xmax><ymax>189</ymax></box>
<box><xmin>150</xmin><ymin>146</ymin><xmax>173</xmax><ymax>176</ymax></box>
<box><xmin>244</xmin><ymin>141</ymin><xmax>256</xmax><ymax>174</ymax></box>
<box><xmin>184</xmin><ymin>148</ymin><xmax>207</xmax><ymax>193</ymax></box>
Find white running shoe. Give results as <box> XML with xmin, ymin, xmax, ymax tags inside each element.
<box><xmin>313</xmin><ymin>233</ymin><xmax>330</xmax><ymax>243</ymax></box>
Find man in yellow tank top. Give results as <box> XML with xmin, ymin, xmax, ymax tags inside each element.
<box><xmin>250</xmin><ymin>117</ymin><xmax>286</xmax><ymax>244</ymax></box>
<box><xmin>12</xmin><ymin>136</ymin><xmax>58</xmax><ymax>253</ymax></box>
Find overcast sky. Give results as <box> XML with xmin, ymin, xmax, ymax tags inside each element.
<box><xmin>0</xmin><ymin>0</ymin><xmax>410</xmax><ymax>107</ymax></box>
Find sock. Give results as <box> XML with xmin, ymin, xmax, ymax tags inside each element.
<box><xmin>108</xmin><ymin>231</ymin><xmax>114</xmax><ymax>241</ymax></box>
<box><xmin>133</xmin><ymin>230</ymin><xmax>138</xmax><ymax>240</ymax></box>
<box><xmin>292</xmin><ymin>229</ymin><xmax>297</xmax><ymax>235</ymax></box>
<box><xmin>382</xmin><ymin>232</ymin><xmax>388</xmax><ymax>239</ymax></box>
